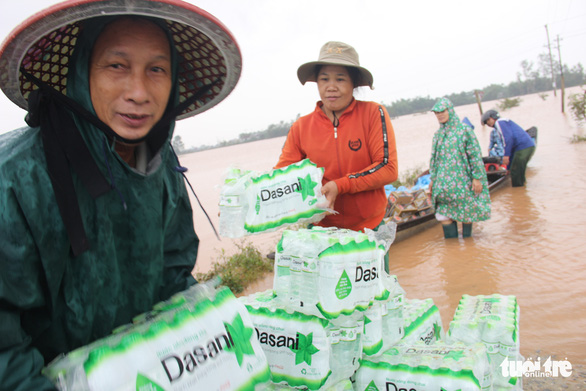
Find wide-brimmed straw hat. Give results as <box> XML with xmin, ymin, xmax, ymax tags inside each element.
<box><xmin>0</xmin><ymin>0</ymin><xmax>242</xmax><ymax>120</ymax></box>
<box><xmin>297</xmin><ymin>41</ymin><xmax>373</xmax><ymax>88</ymax></box>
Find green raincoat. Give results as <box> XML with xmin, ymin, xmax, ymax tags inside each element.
<box><xmin>429</xmin><ymin>98</ymin><xmax>491</xmax><ymax>223</ymax></box>
<box><xmin>0</xmin><ymin>19</ymin><xmax>198</xmax><ymax>390</ymax></box>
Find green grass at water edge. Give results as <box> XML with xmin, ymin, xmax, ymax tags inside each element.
<box><xmin>570</xmin><ymin>134</ymin><xmax>586</xmax><ymax>143</ymax></box>
<box><xmin>195</xmin><ymin>241</ymin><xmax>274</xmax><ymax>294</ymax></box>
<box><xmin>497</xmin><ymin>97</ymin><xmax>522</xmax><ymax>111</ymax></box>
<box><xmin>569</xmin><ymin>89</ymin><xmax>586</xmax><ymax>125</ymax></box>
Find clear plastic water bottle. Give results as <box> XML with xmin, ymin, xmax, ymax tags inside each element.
<box><xmin>218</xmin><ymin>167</ymin><xmax>251</xmax><ymax>238</ymax></box>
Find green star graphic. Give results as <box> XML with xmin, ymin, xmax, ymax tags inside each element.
<box><xmin>136</xmin><ymin>373</ymin><xmax>165</xmax><ymax>390</ymax></box>
<box><xmin>365</xmin><ymin>380</ymin><xmax>380</xmax><ymax>391</ymax></box>
<box><xmin>445</xmin><ymin>349</ymin><xmax>465</xmax><ymax>361</ymax></box>
<box><xmin>290</xmin><ymin>332</ymin><xmax>319</xmax><ymax>366</ymax></box>
<box><xmin>224</xmin><ymin>313</ymin><xmax>256</xmax><ymax>367</ymax></box>
<box><xmin>295</xmin><ymin>174</ymin><xmax>317</xmax><ymax>201</ymax></box>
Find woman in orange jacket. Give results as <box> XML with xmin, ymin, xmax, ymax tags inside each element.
<box><xmin>275</xmin><ymin>41</ymin><xmax>398</xmax><ymax>232</ymax></box>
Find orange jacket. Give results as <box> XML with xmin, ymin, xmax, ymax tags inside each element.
<box><xmin>276</xmin><ymin>99</ymin><xmax>398</xmax><ymax>231</ymax></box>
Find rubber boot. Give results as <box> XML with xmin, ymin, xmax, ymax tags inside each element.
<box><xmin>442</xmin><ymin>221</ymin><xmax>458</xmax><ymax>239</ymax></box>
<box><xmin>462</xmin><ymin>223</ymin><xmax>473</xmax><ymax>238</ymax></box>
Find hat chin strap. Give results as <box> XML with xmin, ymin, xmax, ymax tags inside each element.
<box><xmin>25</xmin><ymin>84</ymin><xmax>111</xmax><ymax>256</ymax></box>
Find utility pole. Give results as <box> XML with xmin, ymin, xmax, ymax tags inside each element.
<box><xmin>474</xmin><ymin>90</ymin><xmax>484</xmax><ymax>116</ymax></box>
<box><xmin>556</xmin><ymin>35</ymin><xmax>565</xmax><ymax>113</ymax></box>
<box><xmin>545</xmin><ymin>25</ymin><xmax>557</xmax><ymax>97</ymax></box>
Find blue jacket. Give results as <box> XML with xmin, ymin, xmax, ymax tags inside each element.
<box><xmin>495</xmin><ymin>119</ymin><xmax>535</xmax><ymax>164</ymax></box>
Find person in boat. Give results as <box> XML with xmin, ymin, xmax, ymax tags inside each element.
<box><xmin>0</xmin><ymin>1</ymin><xmax>241</xmax><ymax>388</ymax></box>
<box><xmin>481</xmin><ymin>109</ymin><xmax>536</xmax><ymax>187</ymax></box>
<box><xmin>429</xmin><ymin>98</ymin><xmax>491</xmax><ymax>238</ymax></box>
<box><xmin>275</xmin><ymin>41</ymin><xmax>398</xmax><ymax>235</ymax></box>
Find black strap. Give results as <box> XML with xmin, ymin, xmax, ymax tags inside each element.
<box><xmin>28</xmin><ymin>89</ymin><xmax>109</xmax><ymax>255</ymax></box>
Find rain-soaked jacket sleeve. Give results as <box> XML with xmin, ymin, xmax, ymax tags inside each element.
<box><xmin>0</xmin><ymin>184</ymin><xmax>57</xmax><ymax>391</ymax></box>
<box><xmin>464</xmin><ymin>126</ymin><xmax>487</xmax><ymax>181</ymax></box>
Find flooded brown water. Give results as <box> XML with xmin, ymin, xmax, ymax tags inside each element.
<box><xmin>181</xmin><ymin>87</ymin><xmax>586</xmax><ymax>370</ymax></box>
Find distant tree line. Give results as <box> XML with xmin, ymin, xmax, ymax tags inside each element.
<box><xmin>178</xmin><ymin>119</ymin><xmax>296</xmax><ymax>154</ymax></box>
<box><xmin>175</xmin><ymin>54</ymin><xmax>584</xmax><ymax>154</ymax></box>
<box><xmin>384</xmin><ymin>59</ymin><xmax>584</xmax><ymax>117</ymax></box>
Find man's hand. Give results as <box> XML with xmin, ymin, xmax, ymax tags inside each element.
<box><xmin>502</xmin><ymin>156</ymin><xmax>510</xmax><ymax>166</ymax></box>
<box><xmin>321</xmin><ymin>181</ymin><xmax>339</xmax><ymax>210</ymax></box>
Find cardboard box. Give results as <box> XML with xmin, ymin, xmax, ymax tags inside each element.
<box><xmin>394</xmin><ymin>204</ymin><xmax>418</xmax><ymax>216</ymax></box>
<box><xmin>390</xmin><ymin>191</ymin><xmax>413</xmax><ymax>205</ymax></box>
<box><xmin>416</xmin><ymin>198</ymin><xmax>432</xmax><ymax>211</ymax></box>
<box><xmin>384</xmin><ymin>203</ymin><xmax>396</xmax><ymax>218</ymax></box>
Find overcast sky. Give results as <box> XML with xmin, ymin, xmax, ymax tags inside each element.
<box><xmin>1</xmin><ymin>0</ymin><xmax>585</xmax><ymax>147</ymax></box>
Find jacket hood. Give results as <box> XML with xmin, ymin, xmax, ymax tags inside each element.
<box><xmin>432</xmin><ymin>97</ymin><xmax>463</xmax><ymax>132</ymax></box>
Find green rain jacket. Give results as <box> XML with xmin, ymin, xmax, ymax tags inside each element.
<box><xmin>429</xmin><ymin>98</ymin><xmax>491</xmax><ymax>223</ymax></box>
<box><xmin>0</xmin><ymin>18</ymin><xmax>198</xmax><ymax>391</ymax></box>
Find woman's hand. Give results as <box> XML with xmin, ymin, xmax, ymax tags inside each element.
<box><xmin>321</xmin><ymin>181</ymin><xmax>339</xmax><ymax>210</ymax></box>
<box><xmin>471</xmin><ymin>178</ymin><xmax>482</xmax><ymax>195</ymax></box>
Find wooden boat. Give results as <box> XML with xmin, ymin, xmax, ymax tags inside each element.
<box><xmin>392</xmin><ymin>169</ymin><xmax>509</xmax><ymax>243</ymax></box>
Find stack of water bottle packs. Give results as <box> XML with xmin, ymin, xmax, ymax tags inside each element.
<box><xmin>220</xmin><ymin>161</ymin><xmax>523</xmax><ymax>390</ymax></box>
<box><xmin>240</xmin><ymin>226</ymin><xmax>405</xmax><ymax>390</ymax></box>
<box><xmin>241</xmin><ymin>225</ymin><xmax>522</xmax><ymax>391</ymax></box>
<box><xmin>446</xmin><ymin>294</ymin><xmax>523</xmax><ymax>390</ymax></box>
<box><xmin>356</xmin><ymin>293</ymin><xmax>522</xmax><ymax>391</ymax></box>
<box><xmin>38</xmin><ymin>158</ymin><xmax>522</xmax><ymax>391</ymax></box>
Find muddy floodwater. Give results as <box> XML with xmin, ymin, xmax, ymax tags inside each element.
<box><xmin>181</xmin><ymin>88</ymin><xmax>586</xmax><ymax>376</ymax></box>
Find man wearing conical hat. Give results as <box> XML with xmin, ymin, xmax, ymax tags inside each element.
<box><xmin>0</xmin><ymin>1</ymin><xmax>241</xmax><ymax>388</ymax></box>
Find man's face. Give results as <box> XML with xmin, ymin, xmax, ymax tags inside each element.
<box><xmin>486</xmin><ymin>117</ymin><xmax>496</xmax><ymax>127</ymax></box>
<box><xmin>89</xmin><ymin>18</ymin><xmax>172</xmax><ymax>140</ymax></box>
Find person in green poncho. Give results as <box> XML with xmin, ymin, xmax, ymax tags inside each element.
<box><xmin>429</xmin><ymin>98</ymin><xmax>491</xmax><ymax>239</ymax></box>
<box><xmin>0</xmin><ymin>1</ymin><xmax>242</xmax><ymax>389</ymax></box>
